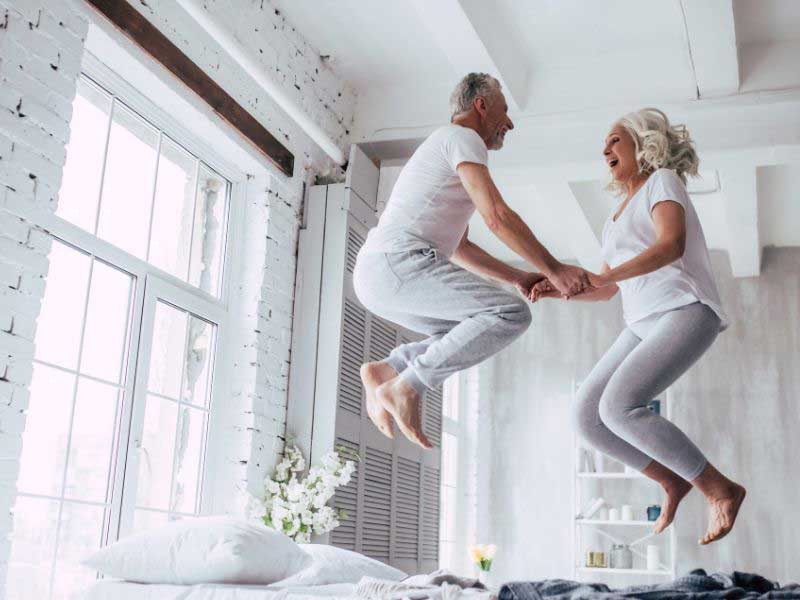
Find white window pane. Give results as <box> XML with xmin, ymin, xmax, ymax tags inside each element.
<box><xmin>16</xmin><ymin>364</ymin><xmax>74</xmax><ymax>496</ymax></box>
<box><xmin>147</xmin><ymin>302</ymin><xmax>187</xmax><ymax>399</ymax></box>
<box><xmin>96</xmin><ymin>103</ymin><xmax>158</xmax><ymax>258</ymax></box>
<box><xmin>440</xmin><ymin>486</ymin><xmax>458</xmax><ymax>541</ymax></box>
<box><xmin>442</xmin><ymin>432</ymin><xmax>458</xmax><ymax>488</ymax></box>
<box><xmin>80</xmin><ymin>261</ymin><xmax>133</xmax><ymax>384</ymax></box>
<box><xmin>52</xmin><ymin>502</ymin><xmax>104</xmax><ymax>598</ymax></box>
<box><xmin>171</xmin><ymin>406</ymin><xmax>206</xmax><ymax>514</ymax></box>
<box><xmin>183</xmin><ymin>316</ymin><xmax>214</xmax><ymax>408</ymax></box>
<box><xmin>131</xmin><ymin>509</ymin><xmax>185</xmax><ymax>536</ymax></box>
<box><xmin>148</xmin><ymin>138</ymin><xmax>197</xmax><ymax>281</ymax></box>
<box><xmin>6</xmin><ymin>496</ymin><xmax>60</xmax><ymax>600</ymax></box>
<box><xmin>443</xmin><ymin>377</ymin><xmax>459</xmax><ymax>421</ymax></box>
<box><xmin>64</xmin><ymin>378</ymin><xmax>121</xmax><ymax>503</ymax></box>
<box><xmin>131</xmin><ymin>508</ymin><xmax>169</xmax><ymax>535</ymax></box>
<box><xmin>188</xmin><ymin>166</ymin><xmax>228</xmax><ymax>296</ymax></box>
<box><xmin>136</xmin><ymin>396</ymin><xmax>178</xmax><ymax>510</ymax></box>
<box><xmin>34</xmin><ymin>241</ymin><xmax>91</xmax><ymax>370</ymax></box>
<box><xmin>57</xmin><ymin>79</ymin><xmax>111</xmax><ymax>232</ymax></box>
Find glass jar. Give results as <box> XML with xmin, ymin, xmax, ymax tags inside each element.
<box><xmin>609</xmin><ymin>544</ymin><xmax>633</xmax><ymax>569</ymax></box>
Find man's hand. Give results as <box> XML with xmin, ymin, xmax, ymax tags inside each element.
<box><xmin>512</xmin><ymin>272</ymin><xmax>547</xmax><ymax>297</ymax></box>
<box><xmin>547</xmin><ymin>264</ymin><xmax>593</xmax><ymax>297</ymax></box>
<box><xmin>529</xmin><ymin>279</ymin><xmax>561</xmax><ymax>302</ymax></box>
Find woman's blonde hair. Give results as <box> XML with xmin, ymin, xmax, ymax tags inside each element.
<box><xmin>611</xmin><ymin>108</ymin><xmax>699</xmax><ymax>193</ymax></box>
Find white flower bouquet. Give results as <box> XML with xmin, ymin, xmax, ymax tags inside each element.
<box><xmin>248</xmin><ymin>444</ymin><xmax>357</xmax><ymax>543</ymax></box>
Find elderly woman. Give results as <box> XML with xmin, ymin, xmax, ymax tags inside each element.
<box><xmin>531</xmin><ymin>108</ymin><xmax>745</xmax><ymax>545</ymax></box>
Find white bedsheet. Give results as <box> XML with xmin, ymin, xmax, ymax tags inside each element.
<box><xmin>76</xmin><ymin>580</ymin><xmax>356</xmax><ymax>600</ymax></box>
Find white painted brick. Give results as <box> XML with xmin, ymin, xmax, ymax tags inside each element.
<box><xmin>0</xmin><ymin>213</ymin><xmax>28</xmax><ymax>244</ymax></box>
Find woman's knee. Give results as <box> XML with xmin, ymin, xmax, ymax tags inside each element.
<box><xmin>598</xmin><ymin>387</ymin><xmax>638</xmax><ymax>432</ymax></box>
<box><xmin>572</xmin><ymin>384</ymin><xmax>603</xmax><ymax>440</ymax></box>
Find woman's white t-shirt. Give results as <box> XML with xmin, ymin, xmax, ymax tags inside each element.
<box><xmin>601</xmin><ymin>168</ymin><xmax>729</xmax><ymax>331</ymax></box>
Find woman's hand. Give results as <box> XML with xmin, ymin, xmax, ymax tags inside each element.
<box><xmin>512</xmin><ymin>272</ymin><xmax>547</xmax><ymax>298</ymax></box>
<box><xmin>588</xmin><ymin>271</ymin><xmax>614</xmax><ymax>289</ymax></box>
<box><xmin>529</xmin><ymin>279</ymin><xmax>562</xmax><ymax>302</ymax></box>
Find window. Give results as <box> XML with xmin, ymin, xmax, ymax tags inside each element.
<box><xmin>7</xmin><ymin>71</ymin><xmax>236</xmax><ymax>600</ymax></box>
<box><xmin>439</xmin><ymin>374</ymin><xmax>461</xmax><ymax>570</ymax></box>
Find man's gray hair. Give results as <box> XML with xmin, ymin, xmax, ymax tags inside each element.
<box><xmin>449</xmin><ymin>73</ymin><xmax>502</xmax><ymax>119</ymax></box>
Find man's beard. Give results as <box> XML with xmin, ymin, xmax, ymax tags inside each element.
<box><xmin>490</xmin><ymin>131</ymin><xmax>505</xmax><ymax>150</ymax></box>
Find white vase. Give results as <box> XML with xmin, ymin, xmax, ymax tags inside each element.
<box><xmin>478</xmin><ymin>569</ymin><xmax>491</xmax><ymax>588</ymax></box>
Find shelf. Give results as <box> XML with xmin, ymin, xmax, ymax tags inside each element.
<box><xmin>578</xmin><ymin>567</ymin><xmax>672</xmax><ymax>576</ymax></box>
<box><xmin>577</xmin><ymin>472</ymin><xmax>645</xmax><ymax>479</ymax></box>
<box><xmin>577</xmin><ymin>519</ymin><xmax>656</xmax><ymax>527</ymax></box>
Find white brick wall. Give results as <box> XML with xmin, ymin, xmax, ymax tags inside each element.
<box><xmin>0</xmin><ymin>0</ymin><xmax>355</xmax><ymax>589</ymax></box>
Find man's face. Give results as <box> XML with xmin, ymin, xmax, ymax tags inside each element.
<box><xmin>482</xmin><ymin>90</ymin><xmax>514</xmax><ymax>150</ymax></box>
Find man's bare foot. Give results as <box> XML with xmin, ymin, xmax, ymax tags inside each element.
<box><xmin>654</xmin><ymin>479</ymin><xmax>692</xmax><ymax>534</ymax></box>
<box><xmin>699</xmin><ymin>483</ymin><xmax>746</xmax><ymax>545</ymax></box>
<box><xmin>375</xmin><ymin>376</ymin><xmax>433</xmax><ymax>449</ymax></box>
<box><xmin>360</xmin><ymin>362</ymin><xmax>397</xmax><ymax>438</ymax></box>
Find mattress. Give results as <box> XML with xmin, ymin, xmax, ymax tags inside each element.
<box><xmin>77</xmin><ymin>580</ymin><xmax>357</xmax><ymax>600</ymax></box>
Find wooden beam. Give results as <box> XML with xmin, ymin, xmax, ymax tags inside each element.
<box><xmin>84</xmin><ymin>0</ymin><xmax>294</xmax><ymax>176</ymax></box>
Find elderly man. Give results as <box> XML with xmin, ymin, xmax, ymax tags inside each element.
<box><xmin>353</xmin><ymin>73</ymin><xmax>591</xmax><ymax>449</ymax></box>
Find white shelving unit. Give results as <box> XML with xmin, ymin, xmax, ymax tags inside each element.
<box><xmin>572</xmin><ymin>381</ymin><xmax>677</xmax><ymax>583</ymax></box>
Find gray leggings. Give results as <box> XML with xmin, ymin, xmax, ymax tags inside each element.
<box><xmin>574</xmin><ymin>302</ymin><xmax>720</xmax><ymax>481</ymax></box>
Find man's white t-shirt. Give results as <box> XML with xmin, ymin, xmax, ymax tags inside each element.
<box><xmin>362</xmin><ymin>125</ymin><xmax>488</xmax><ymax>258</ymax></box>
<box><xmin>601</xmin><ymin>168</ymin><xmax>729</xmax><ymax>330</ymax></box>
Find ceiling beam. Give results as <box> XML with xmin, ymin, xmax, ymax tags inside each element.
<box><xmin>411</xmin><ymin>0</ymin><xmax>528</xmax><ymax>110</ymax></box>
<box><xmin>718</xmin><ymin>165</ymin><xmax>761</xmax><ymax>277</ymax></box>
<box><xmin>679</xmin><ymin>0</ymin><xmax>739</xmax><ymax>98</ymax></box>
<box><xmin>533</xmin><ymin>180</ymin><xmax>603</xmax><ymax>272</ymax></box>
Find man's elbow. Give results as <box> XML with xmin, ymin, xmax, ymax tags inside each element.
<box><xmin>483</xmin><ymin>207</ymin><xmax>514</xmax><ymax>234</ymax></box>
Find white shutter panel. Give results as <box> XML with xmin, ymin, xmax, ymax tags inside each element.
<box><xmin>394</xmin><ymin>457</ymin><xmax>421</xmax><ymax>560</ymax></box>
<box><xmin>420</xmin><ymin>465</ymin><xmax>441</xmax><ymax>572</ymax></box>
<box><xmin>423</xmin><ymin>385</ymin><xmax>444</xmax><ymax>448</ymax></box>
<box><xmin>331</xmin><ymin>436</ymin><xmax>359</xmax><ymax>551</ymax></box>
<box><xmin>307</xmin><ymin>150</ymin><xmax>443</xmax><ymax>573</ymax></box>
<box><xmin>361</xmin><ymin>446</ymin><xmax>393</xmax><ymax>563</ymax></box>
<box><xmin>338</xmin><ymin>299</ymin><xmax>367</xmax><ymax>417</ymax></box>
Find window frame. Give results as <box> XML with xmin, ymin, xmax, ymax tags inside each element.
<box><xmin>16</xmin><ymin>53</ymin><xmax>249</xmax><ymax>551</ymax></box>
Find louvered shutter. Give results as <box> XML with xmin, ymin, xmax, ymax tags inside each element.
<box><xmin>298</xmin><ymin>146</ymin><xmax>443</xmax><ymax>574</ymax></box>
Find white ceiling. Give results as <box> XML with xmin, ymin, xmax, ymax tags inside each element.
<box><xmin>275</xmin><ymin>0</ymin><xmax>800</xmax><ymax>275</ymax></box>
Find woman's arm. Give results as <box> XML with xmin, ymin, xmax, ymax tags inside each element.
<box><xmin>531</xmin><ymin>263</ymin><xmax>619</xmax><ymax>302</ymax></box>
<box><xmin>590</xmin><ymin>200</ymin><xmax>686</xmax><ymax>288</ymax></box>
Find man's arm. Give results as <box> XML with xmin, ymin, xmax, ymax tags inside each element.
<box><xmin>457</xmin><ymin>162</ymin><xmax>590</xmax><ymax>296</ymax></box>
<box><xmin>451</xmin><ymin>229</ymin><xmax>545</xmax><ymax>295</ymax></box>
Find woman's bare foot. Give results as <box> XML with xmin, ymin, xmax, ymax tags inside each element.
<box><xmin>654</xmin><ymin>479</ymin><xmax>692</xmax><ymax>534</ymax></box>
<box><xmin>360</xmin><ymin>362</ymin><xmax>397</xmax><ymax>438</ymax></box>
<box><xmin>376</xmin><ymin>376</ymin><xmax>432</xmax><ymax>449</ymax></box>
<box><xmin>642</xmin><ymin>460</ymin><xmax>692</xmax><ymax>534</ymax></box>
<box><xmin>699</xmin><ymin>483</ymin><xmax>746</xmax><ymax>545</ymax></box>
<box><xmin>692</xmin><ymin>463</ymin><xmax>747</xmax><ymax>545</ymax></box>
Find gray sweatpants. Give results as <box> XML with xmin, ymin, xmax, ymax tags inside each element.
<box><xmin>574</xmin><ymin>302</ymin><xmax>721</xmax><ymax>481</ymax></box>
<box><xmin>353</xmin><ymin>248</ymin><xmax>532</xmax><ymax>395</ymax></box>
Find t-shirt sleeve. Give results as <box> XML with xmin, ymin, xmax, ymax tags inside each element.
<box><xmin>648</xmin><ymin>169</ymin><xmax>690</xmax><ymax>212</ymax></box>
<box><xmin>445</xmin><ymin>128</ymin><xmax>489</xmax><ymax>172</ymax></box>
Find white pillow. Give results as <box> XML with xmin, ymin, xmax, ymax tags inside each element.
<box><xmin>275</xmin><ymin>544</ymin><xmax>406</xmax><ymax>586</ymax></box>
<box><xmin>83</xmin><ymin>516</ymin><xmax>309</xmax><ymax>585</ymax></box>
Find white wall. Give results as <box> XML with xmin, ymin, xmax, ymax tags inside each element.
<box><xmin>0</xmin><ymin>0</ymin><xmax>355</xmax><ymax>587</ymax></box>
<box><xmin>480</xmin><ymin>248</ymin><xmax>800</xmax><ymax>584</ymax></box>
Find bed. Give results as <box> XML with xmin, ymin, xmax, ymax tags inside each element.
<box><xmin>79</xmin><ymin>580</ymin><xmax>357</xmax><ymax>600</ymax></box>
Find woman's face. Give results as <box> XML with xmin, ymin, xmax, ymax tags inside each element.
<box><xmin>604</xmin><ymin>125</ymin><xmax>638</xmax><ymax>183</ymax></box>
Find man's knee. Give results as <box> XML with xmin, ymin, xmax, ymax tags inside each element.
<box><xmin>503</xmin><ymin>297</ymin><xmax>532</xmax><ymax>333</ymax></box>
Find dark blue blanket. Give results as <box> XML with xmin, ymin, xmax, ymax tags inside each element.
<box><xmin>498</xmin><ymin>569</ymin><xmax>800</xmax><ymax>599</ymax></box>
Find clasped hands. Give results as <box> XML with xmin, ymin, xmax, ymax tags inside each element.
<box><xmin>513</xmin><ymin>266</ymin><xmax>611</xmax><ymax>303</ymax></box>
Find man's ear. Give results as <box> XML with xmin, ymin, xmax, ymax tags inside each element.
<box><xmin>474</xmin><ymin>96</ymin><xmax>487</xmax><ymax>117</ymax></box>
